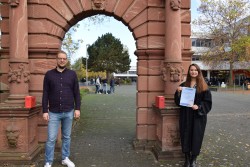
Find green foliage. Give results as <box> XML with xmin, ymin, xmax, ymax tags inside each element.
<box><xmin>62</xmin><ymin>23</ymin><xmax>83</xmax><ymax>60</ymax></box>
<box><xmin>71</xmin><ymin>57</ymin><xmax>106</xmax><ymax>80</ymax></box>
<box><xmin>120</xmin><ymin>78</ymin><xmax>132</xmax><ymax>85</ymax></box>
<box><xmin>231</xmin><ymin>36</ymin><xmax>250</xmax><ymax>61</ymax></box>
<box><xmin>193</xmin><ymin>0</ymin><xmax>250</xmax><ymax>85</ymax></box>
<box><xmin>80</xmin><ymin>87</ymin><xmax>90</xmax><ymax>101</ymax></box>
<box><xmin>80</xmin><ymin>88</ymin><xmax>90</xmax><ymax>95</ymax></box>
<box><xmin>87</xmin><ymin>33</ymin><xmax>131</xmax><ymax>74</ymax></box>
<box><xmin>71</xmin><ymin>58</ymin><xmax>86</xmax><ymax>80</ymax></box>
<box><xmin>62</xmin><ymin>15</ymin><xmax>110</xmax><ymax>70</ymax></box>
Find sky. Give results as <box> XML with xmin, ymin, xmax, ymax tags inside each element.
<box><xmin>71</xmin><ymin>0</ymin><xmax>201</xmax><ymax>67</ymax></box>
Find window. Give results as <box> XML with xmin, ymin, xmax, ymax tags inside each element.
<box><xmin>196</xmin><ymin>39</ymin><xmax>201</xmax><ymax>47</ymax></box>
<box><xmin>192</xmin><ymin>55</ymin><xmax>200</xmax><ymax>61</ymax></box>
<box><xmin>129</xmin><ymin>71</ymin><xmax>136</xmax><ymax>74</ymax></box>
<box><xmin>192</xmin><ymin>39</ymin><xmax>196</xmax><ymax>46</ymax></box>
<box><xmin>192</xmin><ymin>37</ymin><xmax>212</xmax><ymax>47</ymax></box>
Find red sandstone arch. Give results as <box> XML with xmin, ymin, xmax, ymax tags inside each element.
<box><xmin>0</xmin><ymin>0</ymin><xmax>192</xmax><ymax>163</ymax></box>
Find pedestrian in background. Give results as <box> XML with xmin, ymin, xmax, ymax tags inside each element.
<box><xmin>174</xmin><ymin>64</ymin><xmax>212</xmax><ymax>167</ymax></box>
<box><xmin>102</xmin><ymin>78</ymin><xmax>108</xmax><ymax>94</ymax></box>
<box><xmin>42</xmin><ymin>50</ymin><xmax>81</xmax><ymax>167</ymax></box>
<box><xmin>110</xmin><ymin>76</ymin><xmax>115</xmax><ymax>94</ymax></box>
<box><xmin>95</xmin><ymin>76</ymin><xmax>101</xmax><ymax>94</ymax></box>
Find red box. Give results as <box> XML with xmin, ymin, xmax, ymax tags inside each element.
<box><xmin>25</xmin><ymin>96</ymin><xmax>36</xmax><ymax>108</ymax></box>
<box><xmin>155</xmin><ymin>96</ymin><xmax>165</xmax><ymax>109</ymax></box>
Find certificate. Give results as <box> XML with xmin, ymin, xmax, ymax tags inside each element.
<box><xmin>180</xmin><ymin>87</ymin><xmax>196</xmax><ymax>107</ymax></box>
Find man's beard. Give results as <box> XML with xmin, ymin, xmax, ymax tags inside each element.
<box><xmin>57</xmin><ymin>64</ymin><xmax>66</xmax><ymax>70</ymax></box>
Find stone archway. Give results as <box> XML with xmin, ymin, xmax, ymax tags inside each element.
<box><xmin>0</xmin><ymin>0</ymin><xmax>192</xmax><ymax>163</ymax></box>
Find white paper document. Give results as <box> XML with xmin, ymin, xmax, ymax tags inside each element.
<box><xmin>180</xmin><ymin>87</ymin><xmax>196</xmax><ymax>107</ymax></box>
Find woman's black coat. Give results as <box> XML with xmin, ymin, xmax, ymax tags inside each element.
<box><xmin>174</xmin><ymin>82</ymin><xmax>212</xmax><ymax>155</ymax></box>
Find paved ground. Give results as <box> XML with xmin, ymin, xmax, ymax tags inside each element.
<box><xmin>4</xmin><ymin>85</ymin><xmax>250</xmax><ymax>167</ymax></box>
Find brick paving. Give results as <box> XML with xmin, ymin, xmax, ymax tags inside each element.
<box><xmin>3</xmin><ymin>85</ymin><xmax>250</xmax><ymax>167</ymax></box>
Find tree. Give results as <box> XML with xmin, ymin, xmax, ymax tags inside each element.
<box><xmin>71</xmin><ymin>57</ymin><xmax>86</xmax><ymax>80</ymax></box>
<box><xmin>231</xmin><ymin>36</ymin><xmax>250</xmax><ymax>60</ymax></box>
<box><xmin>193</xmin><ymin>0</ymin><xmax>250</xmax><ymax>86</ymax></box>
<box><xmin>62</xmin><ymin>23</ymin><xmax>83</xmax><ymax>60</ymax></box>
<box><xmin>87</xmin><ymin>33</ymin><xmax>131</xmax><ymax>78</ymax></box>
<box><xmin>62</xmin><ymin>15</ymin><xmax>110</xmax><ymax>68</ymax></box>
<box><xmin>62</xmin><ymin>15</ymin><xmax>110</xmax><ymax>59</ymax></box>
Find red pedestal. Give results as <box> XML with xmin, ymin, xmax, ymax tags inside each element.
<box><xmin>155</xmin><ymin>96</ymin><xmax>165</xmax><ymax>109</ymax></box>
<box><xmin>25</xmin><ymin>96</ymin><xmax>36</xmax><ymax>108</ymax></box>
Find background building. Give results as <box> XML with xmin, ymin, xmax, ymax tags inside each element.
<box><xmin>113</xmin><ymin>66</ymin><xmax>137</xmax><ymax>83</ymax></box>
<box><xmin>191</xmin><ymin>32</ymin><xmax>250</xmax><ymax>86</ymax></box>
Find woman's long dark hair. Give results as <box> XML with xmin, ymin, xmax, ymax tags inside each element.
<box><xmin>184</xmin><ymin>64</ymin><xmax>208</xmax><ymax>93</ymax></box>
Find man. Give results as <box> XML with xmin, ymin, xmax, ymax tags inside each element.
<box><xmin>102</xmin><ymin>78</ymin><xmax>108</xmax><ymax>94</ymax></box>
<box><xmin>109</xmin><ymin>76</ymin><xmax>115</xmax><ymax>94</ymax></box>
<box><xmin>42</xmin><ymin>50</ymin><xmax>81</xmax><ymax>167</ymax></box>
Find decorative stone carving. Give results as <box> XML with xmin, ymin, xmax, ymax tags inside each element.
<box><xmin>161</xmin><ymin>64</ymin><xmax>168</xmax><ymax>81</ymax></box>
<box><xmin>170</xmin><ymin>0</ymin><xmax>181</xmax><ymax>11</ymax></box>
<box><xmin>8</xmin><ymin>0</ymin><xmax>19</xmax><ymax>7</ymax></box>
<box><xmin>8</xmin><ymin>63</ymin><xmax>30</xmax><ymax>83</ymax></box>
<box><xmin>23</xmin><ymin>71</ymin><xmax>31</xmax><ymax>83</ymax></box>
<box><xmin>91</xmin><ymin>0</ymin><xmax>106</xmax><ymax>10</ymax></box>
<box><xmin>6</xmin><ymin>124</ymin><xmax>20</xmax><ymax>148</ymax></box>
<box><xmin>167</xmin><ymin>124</ymin><xmax>180</xmax><ymax>146</ymax></box>
<box><xmin>161</xmin><ymin>63</ymin><xmax>184</xmax><ymax>82</ymax></box>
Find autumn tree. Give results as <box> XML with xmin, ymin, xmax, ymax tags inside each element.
<box><xmin>231</xmin><ymin>36</ymin><xmax>250</xmax><ymax>60</ymax></box>
<box><xmin>71</xmin><ymin>57</ymin><xmax>85</xmax><ymax>80</ymax></box>
<box><xmin>87</xmin><ymin>33</ymin><xmax>131</xmax><ymax>78</ymax></box>
<box><xmin>193</xmin><ymin>0</ymin><xmax>250</xmax><ymax>86</ymax></box>
<box><xmin>71</xmin><ymin>57</ymin><xmax>106</xmax><ymax>81</ymax></box>
<box><xmin>62</xmin><ymin>23</ymin><xmax>83</xmax><ymax>61</ymax></box>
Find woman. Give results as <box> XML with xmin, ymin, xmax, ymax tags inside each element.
<box><xmin>174</xmin><ymin>64</ymin><xmax>212</xmax><ymax>167</ymax></box>
<box><xmin>95</xmin><ymin>76</ymin><xmax>101</xmax><ymax>94</ymax></box>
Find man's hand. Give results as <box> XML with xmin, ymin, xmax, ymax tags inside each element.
<box><xmin>43</xmin><ymin>113</ymin><xmax>49</xmax><ymax>121</ymax></box>
<box><xmin>74</xmin><ymin>110</ymin><xmax>80</xmax><ymax>119</ymax></box>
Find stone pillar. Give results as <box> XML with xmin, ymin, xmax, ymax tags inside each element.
<box><xmin>7</xmin><ymin>0</ymin><xmax>29</xmax><ymax>104</ymax></box>
<box><xmin>0</xmin><ymin>0</ymin><xmax>42</xmax><ymax>164</ymax></box>
<box><xmin>0</xmin><ymin>106</ymin><xmax>41</xmax><ymax>164</ymax></box>
<box><xmin>162</xmin><ymin>0</ymin><xmax>184</xmax><ymax>102</ymax></box>
<box><xmin>152</xmin><ymin>0</ymin><xmax>184</xmax><ymax>160</ymax></box>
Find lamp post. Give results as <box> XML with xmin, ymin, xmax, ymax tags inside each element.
<box><xmin>86</xmin><ymin>44</ymin><xmax>90</xmax><ymax>86</ymax></box>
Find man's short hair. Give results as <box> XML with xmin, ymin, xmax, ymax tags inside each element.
<box><xmin>57</xmin><ymin>50</ymin><xmax>67</xmax><ymax>57</ymax></box>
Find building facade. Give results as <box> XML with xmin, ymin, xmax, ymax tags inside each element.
<box><xmin>191</xmin><ymin>32</ymin><xmax>250</xmax><ymax>86</ymax></box>
<box><xmin>113</xmin><ymin>66</ymin><xmax>137</xmax><ymax>82</ymax></box>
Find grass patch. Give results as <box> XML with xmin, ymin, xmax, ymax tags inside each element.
<box><xmin>80</xmin><ymin>88</ymin><xmax>89</xmax><ymax>95</ymax></box>
<box><xmin>80</xmin><ymin>87</ymin><xmax>90</xmax><ymax>100</ymax></box>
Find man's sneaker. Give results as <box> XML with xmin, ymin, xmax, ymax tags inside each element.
<box><xmin>62</xmin><ymin>157</ymin><xmax>75</xmax><ymax>167</ymax></box>
<box><xmin>44</xmin><ymin>162</ymin><xmax>51</xmax><ymax>167</ymax></box>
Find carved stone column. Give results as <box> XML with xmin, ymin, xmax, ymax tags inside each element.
<box><xmin>7</xmin><ymin>0</ymin><xmax>29</xmax><ymax>104</ymax></box>
<box><xmin>162</xmin><ymin>0</ymin><xmax>184</xmax><ymax>103</ymax></box>
<box><xmin>0</xmin><ymin>0</ymin><xmax>42</xmax><ymax>164</ymax></box>
<box><xmin>152</xmin><ymin>0</ymin><xmax>183</xmax><ymax>160</ymax></box>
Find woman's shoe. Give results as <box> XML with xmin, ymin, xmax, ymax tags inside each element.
<box><xmin>190</xmin><ymin>155</ymin><xmax>197</xmax><ymax>167</ymax></box>
<box><xmin>183</xmin><ymin>153</ymin><xmax>191</xmax><ymax>167</ymax></box>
